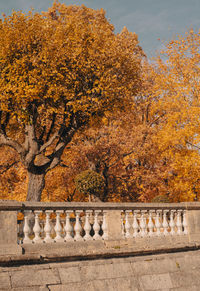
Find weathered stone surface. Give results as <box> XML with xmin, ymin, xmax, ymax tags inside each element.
<box><xmin>10</xmin><ymin>269</ymin><xmax>60</xmax><ymax>288</ymax></box>
<box><xmin>170</xmin><ymin>270</ymin><xmax>200</xmax><ymax>288</ymax></box>
<box><xmin>171</xmin><ymin>286</ymin><xmax>199</xmax><ymax>291</ymax></box>
<box><xmin>0</xmin><ymin>211</ymin><xmax>17</xmax><ymax>245</ymax></box>
<box><xmin>139</xmin><ymin>273</ymin><xmax>173</xmax><ymax>290</ymax></box>
<box><xmin>174</xmin><ymin>253</ymin><xmax>200</xmax><ymax>271</ymax></box>
<box><xmin>80</xmin><ymin>261</ymin><xmax>133</xmax><ymax>281</ymax></box>
<box><xmin>91</xmin><ymin>278</ymin><xmax>132</xmax><ymax>291</ymax></box>
<box><xmin>0</xmin><ymin>272</ymin><xmax>11</xmax><ymax>289</ymax></box>
<box><xmin>58</xmin><ymin>266</ymin><xmax>81</xmax><ymax>283</ymax></box>
<box><xmin>0</xmin><ymin>263</ymin><xmax>50</xmax><ymax>273</ymax></box>
<box><xmin>11</xmin><ymin>287</ymin><xmax>48</xmax><ymax>291</ymax></box>
<box><xmin>0</xmin><ymin>244</ymin><xmax>22</xmax><ymax>256</ymax></box>
<box><xmin>80</xmin><ymin>263</ymin><xmax>109</xmax><ymax>281</ymax></box>
<box><xmin>49</xmin><ymin>279</ymin><xmax>132</xmax><ymax>291</ymax></box>
<box><xmin>131</xmin><ymin>257</ymin><xmax>178</xmax><ymax>275</ymax></box>
<box><xmin>187</xmin><ymin>209</ymin><xmax>200</xmax><ymax>236</ymax></box>
<box><xmin>106</xmin><ymin>210</ymin><xmax>122</xmax><ymax>240</ymax></box>
<box><xmin>48</xmin><ymin>282</ymin><xmax>92</xmax><ymax>291</ymax></box>
<box><xmin>1</xmin><ymin>247</ymin><xmax>200</xmax><ymax>290</ymax></box>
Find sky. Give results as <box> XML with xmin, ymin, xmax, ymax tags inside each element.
<box><xmin>1</xmin><ymin>0</ymin><xmax>200</xmax><ymax>58</ymax></box>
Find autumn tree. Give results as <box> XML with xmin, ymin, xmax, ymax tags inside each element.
<box><xmin>64</xmin><ymin>83</ymin><xmax>173</xmax><ymax>203</ymax></box>
<box><xmin>0</xmin><ymin>2</ymin><xmax>143</xmax><ymax>201</ymax></box>
<box><xmin>149</xmin><ymin>29</ymin><xmax>200</xmax><ymax>201</ymax></box>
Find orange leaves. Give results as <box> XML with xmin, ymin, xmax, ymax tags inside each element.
<box><xmin>145</xmin><ymin>29</ymin><xmax>200</xmax><ymax>202</ymax></box>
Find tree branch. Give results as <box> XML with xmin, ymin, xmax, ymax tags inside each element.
<box><xmin>0</xmin><ymin>160</ymin><xmax>19</xmax><ymax>174</ymax></box>
<box><xmin>0</xmin><ymin>112</ymin><xmax>10</xmax><ymax>136</ymax></box>
<box><xmin>46</xmin><ymin>112</ymin><xmax>56</xmax><ymax>142</ymax></box>
<box><xmin>0</xmin><ymin>134</ymin><xmax>24</xmax><ymax>156</ymax></box>
<box><xmin>39</xmin><ymin>131</ymin><xmax>59</xmax><ymax>153</ymax></box>
<box><xmin>186</xmin><ymin>141</ymin><xmax>200</xmax><ymax>151</ymax></box>
<box><xmin>24</xmin><ymin>123</ymin><xmax>39</xmax><ymax>165</ymax></box>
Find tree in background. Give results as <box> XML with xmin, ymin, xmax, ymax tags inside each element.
<box><xmin>0</xmin><ymin>2</ymin><xmax>143</xmax><ymax>201</ymax></box>
<box><xmin>149</xmin><ymin>29</ymin><xmax>200</xmax><ymax>201</ymax></box>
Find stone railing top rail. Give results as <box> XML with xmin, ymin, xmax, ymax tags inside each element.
<box><xmin>1</xmin><ymin>200</ymin><xmax>200</xmax><ymax>211</ymax></box>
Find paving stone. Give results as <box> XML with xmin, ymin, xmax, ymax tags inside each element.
<box><xmin>80</xmin><ymin>262</ymin><xmax>133</xmax><ymax>281</ymax></box>
<box><xmin>92</xmin><ymin>278</ymin><xmax>131</xmax><ymax>291</ymax></box>
<box><xmin>171</xmin><ymin>286</ymin><xmax>199</xmax><ymax>291</ymax></box>
<box><xmin>109</xmin><ymin>262</ymin><xmax>133</xmax><ymax>278</ymax></box>
<box><xmin>0</xmin><ymin>272</ymin><xmax>11</xmax><ymax>289</ymax></box>
<box><xmin>170</xmin><ymin>270</ymin><xmax>200</xmax><ymax>288</ymax></box>
<box><xmin>48</xmin><ymin>282</ymin><xmax>93</xmax><ymax>291</ymax></box>
<box><xmin>131</xmin><ymin>258</ymin><xmax>177</xmax><ymax>276</ymax></box>
<box><xmin>10</xmin><ymin>269</ymin><xmax>60</xmax><ymax>288</ymax></box>
<box><xmin>11</xmin><ymin>287</ymin><xmax>49</xmax><ymax>291</ymax></box>
<box><xmin>174</xmin><ymin>254</ymin><xmax>200</xmax><ymax>271</ymax></box>
<box><xmin>130</xmin><ymin>276</ymin><xmax>142</xmax><ymax>291</ymax></box>
<box><xmin>1</xmin><ymin>264</ymin><xmax>50</xmax><ymax>273</ymax></box>
<box><xmin>109</xmin><ymin>278</ymin><xmax>132</xmax><ymax>291</ymax></box>
<box><xmin>139</xmin><ymin>273</ymin><xmax>173</xmax><ymax>290</ymax></box>
<box><xmin>58</xmin><ymin>266</ymin><xmax>81</xmax><ymax>283</ymax></box>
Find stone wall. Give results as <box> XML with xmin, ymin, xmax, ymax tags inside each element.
<box><xmin>1</xmin><ymin>249</ymin><xmax>200</xmax><ymax>291</ymax></box>
<box><xmin>1</xmin><ymin>200</ymin><xmax>200</xmax><ymax>290</ymax></box>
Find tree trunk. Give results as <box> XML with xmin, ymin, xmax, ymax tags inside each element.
<box><xmin>26</xmin><ymin>171</ymin><xmax>45</xmax><ymax>201</ymax></box>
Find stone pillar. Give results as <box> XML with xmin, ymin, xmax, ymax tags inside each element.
<box><xmin>0</xmin><ymin>211</ymin><xmax>18</xmax><ymax>244</ymax></box>
<box><xmin>186</xmin><ymin>210</ymin><xmax>200</xmax><ymax>242</ymax></box>
<box><xmin>106</xmin><ymin>210</ymin><xmax>122</xmax><ymax>240</ymax></box>
<box><xmin>0</xmin><ymin>210</ymin><xmax>21</xmax><ymax>255</ymax></box>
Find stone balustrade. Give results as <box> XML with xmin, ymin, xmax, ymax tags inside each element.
<box><xmin>1</xmin><ymin>201</ymin><xmax>200</xmax><ymax>247</ymax></box>
<box><xmin>19</xmin><ymin>208</ymin><xmax>187</xmax><ymax>244</ymax></box>
<box><xmin>1</xmin><ymin>200</ymin><xmax>200</xmax><ymax>291</ymax></box>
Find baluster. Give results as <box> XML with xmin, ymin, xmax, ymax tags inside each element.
<box><xmin>64</xmin><ymin>211</ymin><xmax>73</xmax><ymax>241</ymax></box>
<box><xmin>102</xmin><ymin>211</ymin><xmax>108</xmax><ymax>240</ymax></box>
<box><xmin>163</xmin><ymin>210</ymin><xmax>169</xmax><ymax>236</ymax></box>
<box><xmin>23</xmin><ymin>211</ymin><xmax>32</xmax><ymax>243</ymax></box>
<box><xmin>121</xmin><ymin>211</ymin><xmax>125</xmax><ymax>238</ymax></box>
<box><xmin>84</xmin><ymin>210</ymin><xmax>92</xmax><ymax>241</ymax></box>
<box><xmin>140</xmin><ymin>211</ymin><xmax>147</xmax><ymax>237</ymax></box>
<box><xmin>18</xmin><ymin>211</ymin><xmax>24</xmax><ymax>244</ymax></box>
<box><xmin>125</xmin><ymin>210</ymin><xmax>131</xmax><ymax>238</ymax></box>
<box><xmin>54</xmin><ymin>211</ymin><xmax>64</xmax><ymax>242</ymax></box>
<box><xmin>44</xmin><ymin>211</ymin><xmax>53</xmax><ymax>243</ymax></box>
<box><xmin>155</xmin><ymin>210</ymin><xmax>161</xmax><ymax>236</ymax></box>
<box><xmin>169</xmin><ymin>210</ymin><xmax>175</xmax><ymax>235</ymax></box>
<box><xmin>93</xmin><ymin>210</ymin><xmax>101</xmax><ymax>240</ymax></box>
<box><xmin>33</xmin><ymin>211</ymin><xmax>42</xmax><ymax>243</ymax></box>
<box><xmin>74</xmin><ymin>210</ymin><xmax>83</xmax><ymax>241</ymax></box>
<box><xmin>183</xmin><ymin>210</ymin><xmax>188</xmax><ymax>235</ymax></box>
<box><xmin>176</xmin><ymin>210</ymin><xmax>183</xmax><ymax>235</ymax></box>
<box><xmin>147</xmin><ymin>211</ymin><xmax>154</xmax><ymax>237</ymax></box>
<box><xmin>132</xmin><ymin>210</ymin><xmax>139</xmax><ymax>238</ymax></box>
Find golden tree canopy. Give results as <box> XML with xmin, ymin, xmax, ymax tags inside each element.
<box><xmin>150</xmin><ymin>29</ymin><xmax>200</xmax><ymax>201</ymax></box>
<box><xmin>0</xmin><ymin>2</ymin><xmax>142</xmax><ymax>128</ymax></box>
<box><xmin>0</xmin><ymin>2</ymin><xmax>143</xmax><ymax>201</ymax></box>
